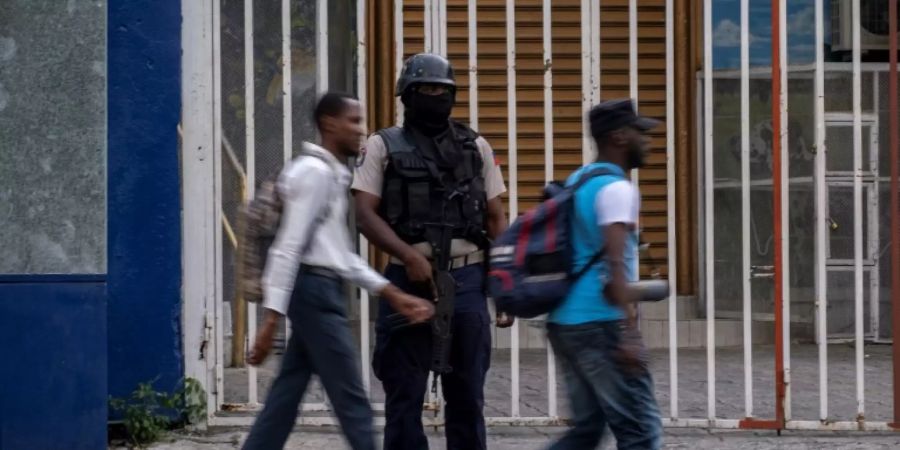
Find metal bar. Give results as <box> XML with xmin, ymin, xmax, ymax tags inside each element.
<box><xmin>468</xmin><ymin>0</ymin><xmax>478</xmax><ymax>130</ymax></box>
<box><xmin>740</xmin><ymin>0</ymin><xmax>752</xmax><ymax>419</ymax></box>
<box><xmin>629</xmin><ymin>0</ymin><xmax>638</xmax><ymax>102</ymax></box>
<box><xmin>665</xmin><ymin>0</ymin><xmax>678</xmax><ymax>419</ymax></box>
<box><xmin>869</xmin><ymin>85</ymin><xmax>881</xmax><ymax>340</ymax></box>
<box><xmin>771</xmin><ymin>0</ymin><xmax>786</xmax><ymax>428</ymax></box>
<box><xmin>543</xmin><ymin>0</ymin><xmax>553</xmax><ymax>186</ymax></box>
<box><xmin>506</xmin><ymin>0</ymin><xmax>520</xmax><ymax>417</ymax></box>
<box><xmin>890</xmin><ymin>0</ymin><xmax>900</xmax><ymax>427</ymax></box>
<box><xmin>590</xmin><ymin>0</ymin><xmax>601</xmax><ymax>164</ymax></box>
<box><xmin>702</xmin><ymin>0</ymin><xmax>715</xmax><ymax>420</ymax></box>
<box><xmin>813</xmin><ymin>0</ymin><xmax>827</xmax><ymax>422</ymax></box>
<box><xmin>628</xmin><ymin>0</ymin><xmax>640</xmax><ymax>270</ymax></box>
<box><xmin>212</xmin><ymin>0</ymin><xmax>225</xmax><ymax>411</ymax></box>
<box><xmin>357</xmin><ymin>0</ymin><xmax>371</xmax><ymax>397</ymax></box>
<box><xmin>581</xmin><ymin>0</ymin><xmax>591</xmax><ymax>164</ymax></box>
<box><xmin>317</xmin><ymin>0</ymin><xmax>328</xmax><ymax>95</ymax></box>
<box><xmin>395</xmin><ymin>0</ymin><xmax>405</xmax><ymax>125</ymax></box>
<box><xmin>778</xmin><ymin>0</ymin><xmax>791</xmax><ymax>422</ymax></box>
<box><xmin>591</xmin><ymin>0</ymin><xmax>600</xmax><ymax>108</ymax></box>
<box><xmin>282</xmin><ymin>0</ymin><xmax>292</xmax><ymax>165</ymax></box>
<box><xmin>439</xmin><ymin>0</ymin><xmax>448</xmax><ymax>57</ymax></box>
<box><xmin>221</xmin><ymin>215</ymin><xmax>238</xmax><ymax>249</ymax></box>
<box><xmin>424</xmin><ymin>0</ymin><xmax>432</xmax><ymax>53</ymax></box>
<box><xmin>542</xmin><ymin>0</ymin><xmax>556</xmax><ymax>418</ymax></box>
<box><xmin>222</xmin><ymin>136</ymin><xmax>247</xmax><ymax>182</ymax></box>
<box><xmin>280</xmin><ymin>0</ymin><xmax>293</xmax><ymax>346</ymax></box>
<box><xmin>180</xmin><ymin>0</ymin><xmax>217</xmax><ymax>418</ymax></box>
<box><xmin>245</xmin><ymin>0</ymin><xmax>259</xmax><ymax>397</ymax></box>
<box><xmin>852</xmin><ymin>0</ymin><xmax>865</xmax><ymax>420</ymax></box>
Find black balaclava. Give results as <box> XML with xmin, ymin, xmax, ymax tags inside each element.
<box><xmin>402</xmin><ymin>88</ymin><xmax>454</xmax><ymax>137</ymax></box>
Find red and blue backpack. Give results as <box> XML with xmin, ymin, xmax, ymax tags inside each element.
<box><xmin>487</xmin><ymin>167</ymin><xmax>618</xmax><ymax>318</ymax></box>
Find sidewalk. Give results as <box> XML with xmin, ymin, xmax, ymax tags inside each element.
<box><xmin>119</xmin><ymin>427</ymin><xmax>900</xmax><ymax>449</ymax></box>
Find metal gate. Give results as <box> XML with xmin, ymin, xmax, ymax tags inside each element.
<box><xmin>179</xmin><ymin>0</ymin><xmax>900</xmax><ymax>433</ymax></box>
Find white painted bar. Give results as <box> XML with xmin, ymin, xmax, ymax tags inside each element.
<box><xmin>629</xmin><ymin>0</ymin><xmax>638</xmax><ymax>102</ymax></box>
<box><xmin>357</xmin><ymin>0</ymin><xmax>371</xmax><ymax>396</ymax></box>
<box><xmin>591</xmin><ymin>0</ymin><xmax>600</xmax><ymax>108</ymax></box>
<box><xmin>543</xmin><ymin>0</ymin><xmax>553</xmax><ymax>186</ymax></box>
<box><xmin>212</xmin><ymin>0</ymin><xmax>226</xmax><ymax>410</ymax></box>
<box><xmin>868</xmin><ymin>82</ymin><xmax>881</xmax><ymax>338</ymax></box>
<box><xmin>506</xmin><ymin>0</ymin><xmax>520</xmax><ymax>417</ymax></box>
<box><xmin>395</xmin><ymin>0</ymin><xmax>405</xmax><ymax>125</ymax></box>
<box><xmin>543</xmin><ymin>0</ymin><xmax>556</xmax><ymax>418</ymax></box>
<box><xmin>424</xmin><ymin>0</ymin><xmax>433</xmax><ymax>53</ymax></box>
<box><xmin>244</xmin><ymin>0</ymin><xmax>259</xmax><ymax>406</ymax></box>
<box><xmin>628</xmin><ymin>0</ymin><xmax>640</xmax><ymax>267</ymax></box>
<box><xmin>703</xmin><ymin>0</ymin><xmax>716</xmax><ymax>420</ymax></box>
<box><xmin>439</xmin><ymin>0</ymin><xmax>448</xmax><ymax>58</ymax></box>
<box><xmin>280</xmin><ymin>0</ymin><xmax>293</xmax><ymax>345</ymax></box>
<box><xmin>813</xmin><ymin>0</ymin><xmax>828</xmax><ymax>421</ymax></box>
<box><xmin>468</xmin><ymin>0</ymin><xmax>479</xmax><ymax>130</ymax></box>
<box><xmin>180</xmin><ymin>0</ymin><xmax>217</xmax><ymax>419</ymax></box>
<box><xmin>282</xmin><ymin>0</ymin><xmax>292</xmax><ymax>164</ymax></box>
<box><xmin>778</xmin><ymin>0</ymin><xmax>791</xmax><ymax>420</ymax></box>
<box><xmin>317</xmin><ymin>0</ymin><xmax>328</xmax><ymax>95</ymax></box>
<box><xmin>664</xmin><ymin>0</ymin><xmax>678</xmax><ymax>419</ymax></box>
<box><xmin>739</xmin><ymin>0</ymin><xmax>752</xmax><ymax>419</ymax></box>
<box><xmin>851</xmin><ymin>0</ymin><xmax>865</xmax><ymax>418</ymax></box>
<box><xmin>580</xmin><ymin>0</ymin><xmax>591</xmax><ymax>164</ymax></box>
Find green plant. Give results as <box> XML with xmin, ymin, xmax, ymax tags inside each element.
<box><xmin>109</xmin><ymin>377</ymin><xmax>207</xmax><ymax>448</ymax></box>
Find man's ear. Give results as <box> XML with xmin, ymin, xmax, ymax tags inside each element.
<box><xmin>320</xmin><ymin>115</ymin><xmax>336</xmax><ymax>134</ymax></box>
<box><xmin>608</xmin><ymin>128</ymin><xmax>628</xmax><ymax>147</ymax></box>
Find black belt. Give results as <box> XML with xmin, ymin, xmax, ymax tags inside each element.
<box><xmin>300</xmin><ymin>264</ymin><xmax>340</xmax><ymax>280</ymax></box>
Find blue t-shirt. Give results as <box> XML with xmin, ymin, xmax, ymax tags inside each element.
<box><xmin>548</xmin><ymin>163</ymin><xmax>640</xmax><ymax>325</ymax></box>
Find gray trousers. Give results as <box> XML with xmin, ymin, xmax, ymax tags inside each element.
<box><xmin>242</xmin><ymin>271</ymin><xmax>375</xmax><ymax>450</ymax></box>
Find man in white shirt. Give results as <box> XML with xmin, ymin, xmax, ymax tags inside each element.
<box><xmin>242</xmin><ymin>93</ymin><xmax>434</xmax><ymax>450</ymax></box>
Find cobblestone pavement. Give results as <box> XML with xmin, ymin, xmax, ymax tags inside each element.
<box><xmin>224</xmin><ymin>343</ymin><xmax>896</xmax><ymax>424</ymax></box>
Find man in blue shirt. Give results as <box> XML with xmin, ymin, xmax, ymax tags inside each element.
<box><xmin>547</xmin><ymin>99</ymin><xmax>662</xmax><ymax>449</ymax></box>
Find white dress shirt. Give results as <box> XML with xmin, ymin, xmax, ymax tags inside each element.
<box><xmin>262</xmin><ymin>142</ymin><xmax>389</xmax><ymax>315</ymax></box>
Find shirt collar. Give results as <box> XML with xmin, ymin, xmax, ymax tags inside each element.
<box><xmin>303</xmin><ymin>141</ymin><xmax>342</xmax><ymax>167</ymax></box>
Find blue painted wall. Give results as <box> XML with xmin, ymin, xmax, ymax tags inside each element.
<box><xmin>0</xmin><ymin>280</ymin><xmax>107</xmax><ymax>450</ymax></box>
<box><xmin>0</xmin><ymin>0</ymin><xmax>183</xmax><ymax>448</ymax></box>
<box><xmin>107</xmin><ymin>0</ymin><xmax>184</xmax><ymax>401</ymax></box>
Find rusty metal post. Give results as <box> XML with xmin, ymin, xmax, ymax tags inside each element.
<box><xmin>675</xmin><ymin>0</ymin><xmax>696</xmax><ymax>295</ymax></box>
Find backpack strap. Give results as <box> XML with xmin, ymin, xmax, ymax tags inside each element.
<box><xmin>293</xmin><ymin>149</ymin><xmax>338</xmax><ymax>257</ymax></box>
<box><xmin>567</xmin><ymin>166</ymin><xmax>626</xmax><ymax>279</ymax></box>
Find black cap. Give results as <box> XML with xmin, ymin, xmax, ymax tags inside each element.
<box><xmin>395</xmin><ymin>53</ymin><xmax>456</xmax><ymax>96</ymax></box>
<box><xmin>588</xmin><ymin>99</ymin><xmax>660</xmax><ymax>139</ymax></box>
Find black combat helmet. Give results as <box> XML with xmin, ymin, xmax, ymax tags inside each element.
<box><xmin>395</xmin><ymin>53</ymin><xmax>456</xmax><ymax>96</ymax></box>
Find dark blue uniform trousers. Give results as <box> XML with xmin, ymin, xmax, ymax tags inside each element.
<box><xmin>243</xmin><ymin>272</ymin><xmax>375</xmax><ymax>450</ymax></box>
<box><xmin>374</xmin><ymin>263</ymin><xmax>492</xmax><ymax>450</ymax></box>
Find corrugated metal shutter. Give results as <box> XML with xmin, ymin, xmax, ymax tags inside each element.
<box><xmin>400</xmin><ymin>0</ymin><xmax>668</xmax><ymax>277</ymax></box>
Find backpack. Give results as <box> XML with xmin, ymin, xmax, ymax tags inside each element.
<box><xmin>487</xmin><ymin>167</ymin><xmax>620</xmax><ymax>318</ymax></box>
<box><xmin>238</xmin><ymin>151</ymin><xmax>334</xmax><ymax>304</ymax></box>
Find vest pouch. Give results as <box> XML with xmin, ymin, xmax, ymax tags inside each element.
<box><xmin>407</xmin><ymin>182</ymin><xmax>431</xmax><ymax>223</ymax></box>
<box><xmin>383</xmin><ymin>179</ymin><xmax>404</xmax><ymax>223</ymax></box>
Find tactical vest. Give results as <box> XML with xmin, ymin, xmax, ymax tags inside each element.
<box><xmin>377</xmin><ymin>123</ymin><xmax>488</xmax><ymax>248</ymax></box>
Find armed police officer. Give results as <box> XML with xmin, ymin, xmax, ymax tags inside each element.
<box><xmin>352</xmin><ymin>53</ymin><xmax>511</xmax><ymax>450</ymax></box>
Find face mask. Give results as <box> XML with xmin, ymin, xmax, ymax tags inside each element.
<box><xmin>404</xmin><ymin>91</ymin><xmax>454</xmax><ymax>133</ymax></box>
